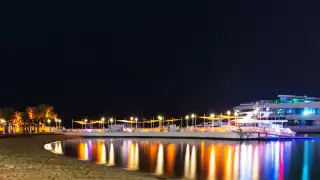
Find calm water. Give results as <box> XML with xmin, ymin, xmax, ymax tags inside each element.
<box><xmin>46</xmin><ymin>138</ymin><xmax>320</xmax><ymax>180</ymax></box>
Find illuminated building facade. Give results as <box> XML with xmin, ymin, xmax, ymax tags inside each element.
<box><xmin>234</xmin><ymin>95</ymin><xmax>320</xmax><ymax>126</ymax></box>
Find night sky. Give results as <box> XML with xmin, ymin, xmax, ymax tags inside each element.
<box><xmin>1</xmin><ymin>1</ymin><xmax>319</xmax><ymax>125</ymax></box>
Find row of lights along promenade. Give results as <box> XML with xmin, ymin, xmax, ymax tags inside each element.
<box><xmin>74</xmin><ymin>110</ymin><xmax>237</xmax><ymax>130</ymax></box>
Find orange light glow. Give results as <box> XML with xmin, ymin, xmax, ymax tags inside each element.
<box><xmin>96</xmin><ymin>140</ymin><xmax>106</xmax><ymax>164</ymax></box>
<box><xmin>207</xmin><ymin>144</ymin><xmax>216</xmax><ymax>180</ymax></box>
<box><xmin>108</xmin><ymin>142</ymin><xmax>115</xmax><ymax>166</ymax></box>
<box><xmin>155</xmin><ymin>144</ymin><xmax>164</xmax><ymax>175</ymax></box>
<box><xmin>148</xmin><ymin>143</ymin><xmax>158</xmax><ymax>171</ymax></box>
<box><xmin>78</xmin><ymin>142</ymin><xmax>88</xmax><ymax>161</ymax></box>
<box><xmin>166</xmin><ymin>144</ymin><xmax>176</xmax><ymax>176</ymax></box>
<box><xmin>224</xmin><ymin>146</ymin><xmax>232</xmax><ymax>180</ymax></box>
<box><xmin>201</xmin><ymin>141</ymin><xmax>205</xmax><ymax>174</ymax></box>
<box><xmin>127</xmin><ymin>143</ymin><xmax>139</xmax><ymax>170</ymax></box>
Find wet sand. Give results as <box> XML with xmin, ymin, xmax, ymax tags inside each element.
<box><xmin>0</xmin><ymin>135</ymin><xmax>159</xmax><ymax>180</ymax></box>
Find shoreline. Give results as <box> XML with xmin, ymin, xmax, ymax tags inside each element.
<box><xmin>0</xmin><ymin>135</ymin><xmax>159</xmax><ymax>180</ymax></box>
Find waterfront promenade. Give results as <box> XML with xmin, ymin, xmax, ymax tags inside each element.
<box><xmin>62</xmin><ymin>125</ymin><xmax>297</xmax><ymax>140</ymax></box>
<box><xmin>0</xmin><ymin>135</ymin><xmax>158</xmax><ymax>180</ymax></box>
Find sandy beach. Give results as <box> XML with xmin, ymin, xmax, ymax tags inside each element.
<box><xmin>0</xmin><ymin>135</ymin><xmax>159</xmax><ymax>180</ymax></box>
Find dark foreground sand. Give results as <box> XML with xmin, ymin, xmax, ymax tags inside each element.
<box><xmin>0</xmin><ymin>135</ymin><xmax>159</xmax><ymax>180</ymax></box>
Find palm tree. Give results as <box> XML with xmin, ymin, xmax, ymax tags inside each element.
<box><xmin>12</xmin><ymin>111</ymin><xmax>22</xmax><ymax>133</ymax></box>
<box><xmin>26</xmin><ymin>107</ymin><xmax>36</xmax><ymax>132</ymax></box>
<box><xmin>0</xmin><ymin>108</ymin><xmax>15</xmax><ymax>133</ymax></box>
<box><xmin>27</xmin><ymin>105</ymin><xmax>57</xmax><ymax>133</ymax></box>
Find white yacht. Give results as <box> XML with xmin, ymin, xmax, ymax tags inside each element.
<box><xmin>234</xmin><ymin>95</ymin><xmax>320</xmax><ymax>133</ymax></box>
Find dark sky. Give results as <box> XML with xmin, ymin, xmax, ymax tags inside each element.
<box><xmin>0</xmin><ymin>1</ymin><xmax>319</xmax><ymax>124</ymax></box>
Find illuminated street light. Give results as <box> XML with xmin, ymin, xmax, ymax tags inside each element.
<box><xmin>191</xmin><ymin>114</ymin><xmax>196</xmax><ymax>130</ymax></box>
<box><xmin>210</xmin><ymin>113</ymin><xmax>215</xmax><ymax>118</ymax></box>
<box><xmin>227</xmin><ymin>110</ymin><xmax>231</xmax><ymax>125</ymax></box>
<box><xmin>84</xmin><ymin>119</ymin><xmax>88</xmax><ymax>129</ymax></box>
<box><xmin>130</xmin><ymin>117</ymin><xmax>134</xmax><ymax>121</ymax></box>
<box><xmin>54</xmin><ymin>118</ymin><xmax>58</xmax><ymax>128</ymax></box>
<box><xmin>135</xmin><ymin>118</ymin><xmax>138</xmax><ymax>128</ymax></box>
<box><xmin>47</xmin><ymin>119</ymin><xmax>51</xmax><ymax>132</ymax></box>
<box><xmin>100</xmin><ymin>117</ymin><xmax>105</xmax><ymax>129</ymax></box>
<box><xmin>185</xmin><ymin>115</ymin><xmax>189</xmax><ymax>127</ymax></box>
<box><xmin>58</xmin><ymin>119</ymin><xmax>62</xmax><ymax>129</ymax></box>
<box><xmin>158</xmin><ymin>116</ymin><xmax>163</xmax><ymax>128</ymax></box>
<box><xmin>110</xmin><ymin>118</ymin><xmax>114</xmax><ymax>125</ymax></box>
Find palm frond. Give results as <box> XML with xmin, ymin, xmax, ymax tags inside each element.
<box><xmin>26</xmin><ymin>107</ymin><xmax>36</xmax><ymax>120</ymax></box>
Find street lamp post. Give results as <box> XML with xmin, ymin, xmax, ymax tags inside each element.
<box><xmin>135</xmin><ymin>118</ymin><xmax>138</xmax><ymax>129</ymax></box>
<box><xmin>191</xmin><ymin>114</ymin><xmax>196</xmax><ymax>130</ymax></box>
<box><xmin>55</xmin><ymin>118</ymin><xmax>58</xmax><ymax>128</ymax></box>
<box><xmin>210</xmin><ymin>113</ymin><xmax>215</xmax><ymax>127</ymax></box>
<box><xmin>130</xmin><ymin>117</ymin><xmax>134</xmax><ymax>128</ymax></box>
<box><xmin>101</xmin><ymin>117</ymin><xmax>105</xmax><ymax>130</ymax></box>
<box><xmin>185</xmin><ymin>115</ymin><xmax>189</xmax><ymax>127</ymax></box>
<box><xmin>158</xmin><ymin>116</ymin><xmax>163</xmax><ymax>130</ymax></box>
<box><xmin>227</xmin><ymin>110</ymin><xmax>231</xmax><ymax>126</ymax></box>
<box><xmin>203</xmin><ymin>114</ymin><xmax>206</xmax><ymax>128</ymax></box>
<box><xmin>47</xmin><ymin>119</ymin><xmax>51</xmax><ymax>132</ymax></box>
<box><xmin>109</xmin><ymin>118</ymin><xmax>114</xmax><ymax>132</ymax></box>
<box><xmin>58</xmin><ymin>119</ymin><xmax>62</xmax><ymax>129</ymax></box>
<box><xmin>1</xmin><ymin>119</ymin><xmax>6</xmax><ymax>134</ymax></box>
<box><xmin>84</xmin><ymin>119</ymin><xmax>88</xmax><ymax>129</ymax></box>
<box><xmin>110</xmin><ymin>118</ymin><xmax>114</xmax><ymax>126</ymax></box>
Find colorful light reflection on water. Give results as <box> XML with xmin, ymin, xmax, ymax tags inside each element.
<box><xmin>49</xmin><ymin>139</ymin><xmax>318</xmax><ymax>179</ymax></box>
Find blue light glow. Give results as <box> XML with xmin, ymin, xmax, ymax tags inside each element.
<box><xmin>303</xmin><ymin>109</ymin><xmax>311</xmax><ymax>116</ymax></box>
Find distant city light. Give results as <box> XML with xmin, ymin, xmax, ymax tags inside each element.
<box><xmin>210</xmin><ymin>113</ymin><xmax>214</xmax><ymax>118</ymax></box>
